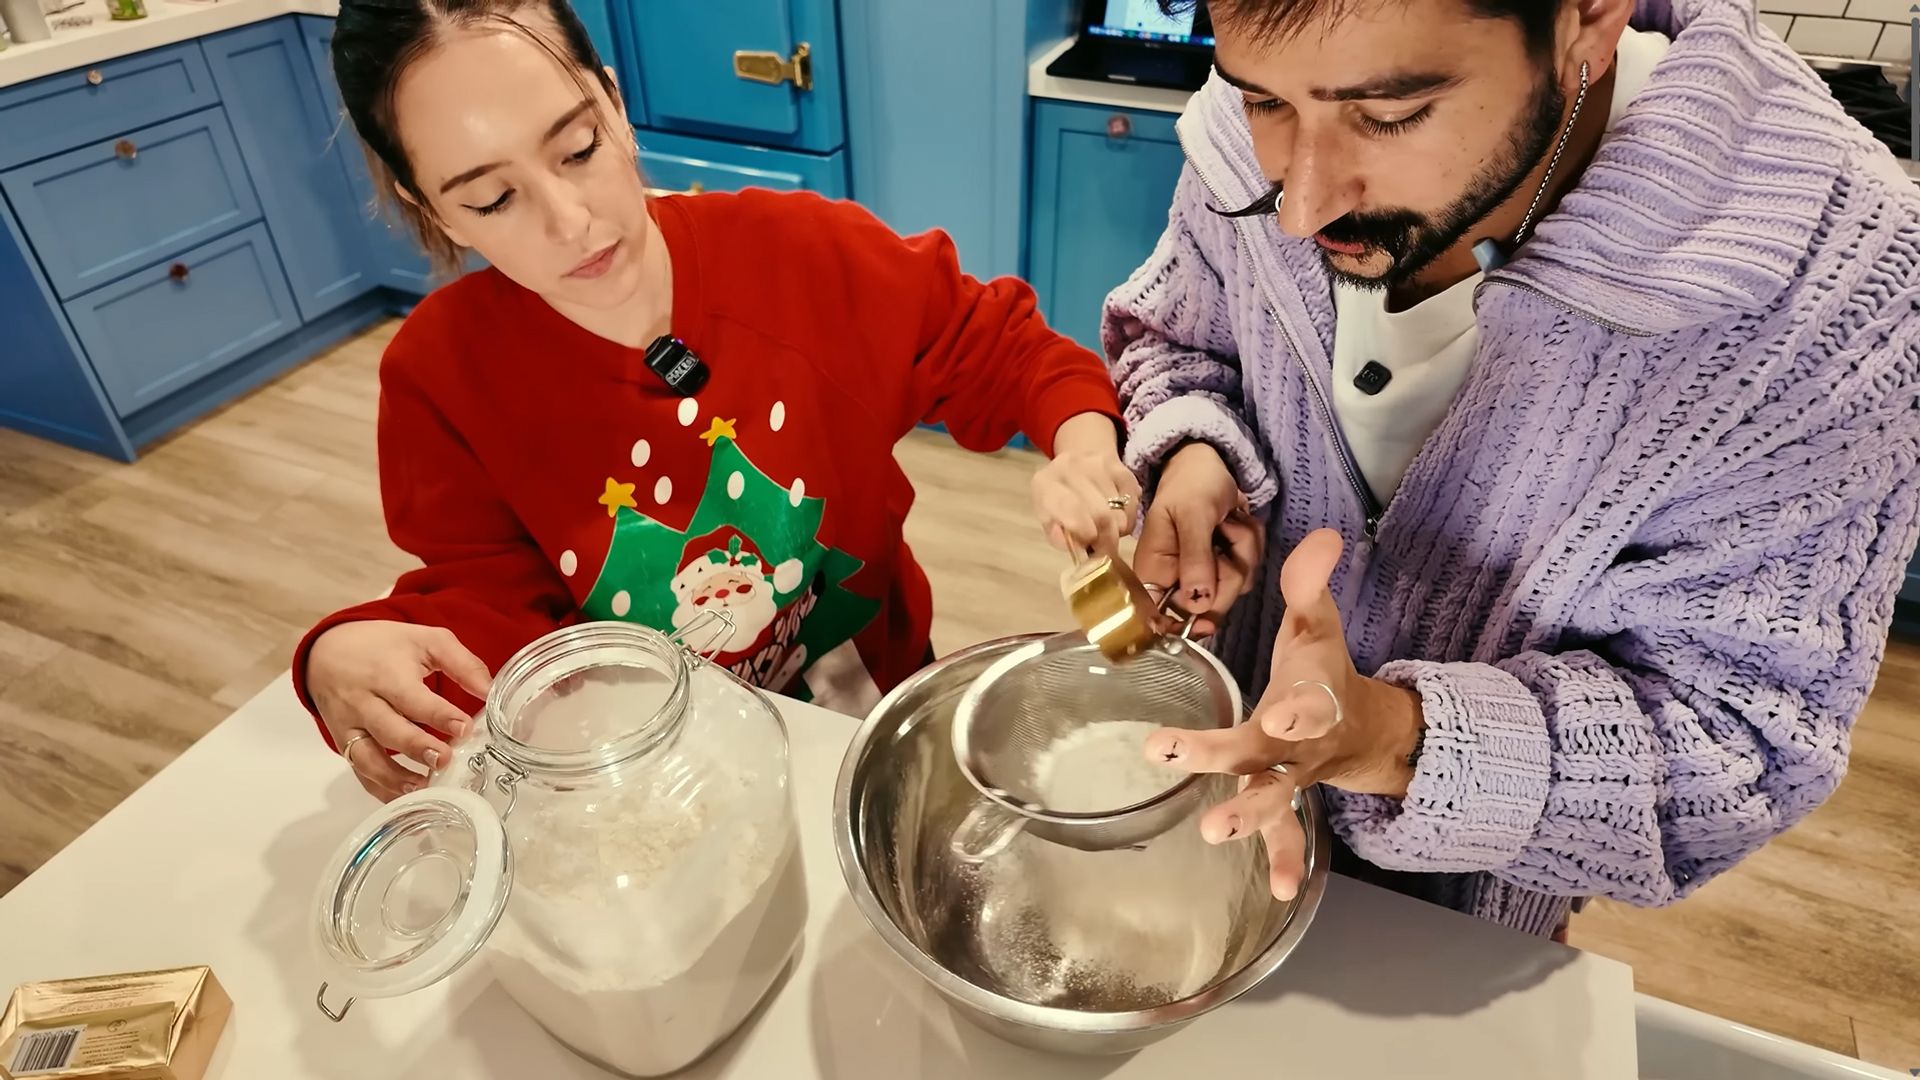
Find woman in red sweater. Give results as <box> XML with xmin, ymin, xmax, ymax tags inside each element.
<box><xmin>300</xmin><ymin>0</ymin><xmax>1132</xmax><ymax>801</ymax></box>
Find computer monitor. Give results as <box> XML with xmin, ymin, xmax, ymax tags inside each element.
<box><xmin>1084</xmin><ymin>0</ymin><xmax>1215</xmax><ymax>48</ymax></box>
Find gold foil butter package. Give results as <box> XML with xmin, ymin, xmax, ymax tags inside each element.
<box><xmin>0</xmin><ymin>967</ymin><xmax>231</xmax><ymax>1080</ymax></box>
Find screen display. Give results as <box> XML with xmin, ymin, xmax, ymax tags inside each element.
<box><xmin>1090</xmin><ymin>0</ymin><xmax>1213</xmax><ymax>46</ymax></box>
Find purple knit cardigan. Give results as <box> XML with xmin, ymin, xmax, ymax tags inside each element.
<box><xmin>1106</xmin><ymin>0</ymin><xmax>1920</xmax><ymax>936</ymax></box>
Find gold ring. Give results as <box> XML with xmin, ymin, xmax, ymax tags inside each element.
<box><xmin>1291</xmin><ymin>679</ymin><xmax>1344</xmax><ymax>728</ymax></box>
<box><xmin>1107</xmin><ymin>494</ymin><xmax>1131</xmax><ymax>510</ymax></box>
<box><xmin>339</xmin><ymin>730</ymin><xmax>374</xmax><ymax>769</ymax></box>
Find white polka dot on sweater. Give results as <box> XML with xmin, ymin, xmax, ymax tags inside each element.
<box><xmin>677</xmin><ymin>399</ymin><xmax>698</xmax><ymax>427</ymax></box>
<box><xmin>789</xmin><ymin>477</ymin><xmax>806</xmax><ymax>506</ymax></box>
<box><xmin>770</xmin><ymin>401</ymin><xmax>786</xmax><ymax>431</ymax></box>
<box><xmin>630</xmin><ymin>439</ymin><xmax>650</xmax><ymax>468</ymax></box>
<box><xmin>728</xmin><ymin>471</ymin><xmax>745</xmax><ymax>499</ymax></box>
<box><xmin>655</xmin><ymin>476</ymin><xmax>673</xmax><ymax>504</ymax></box>
<box><xmin>558</xmin><ymin>550</ymin><xmax>578</xmax><ymax>577</ymax></box>
<box><xmin>611</xmin><ymin>590</ymin><xmax>631</xmax><ymax>617</ymax></box>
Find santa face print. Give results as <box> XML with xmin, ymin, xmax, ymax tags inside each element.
<box><xmin>670</xmin><ymin>553</ymin><xmax>797</xmax><ymax>655</ymax></box>
<box><xmin>571</xmin><ymin>406</ymin><xmax>882</xmax><ymax>703</ymax></box>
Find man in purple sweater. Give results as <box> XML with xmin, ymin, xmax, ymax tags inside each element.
<box><xmin>1115</xmin><ymin>0</ymin><xmax>1920</xmax><ymax>937</ymax></box>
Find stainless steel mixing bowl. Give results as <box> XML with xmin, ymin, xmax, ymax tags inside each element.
<box><xmin>833</xmin><ymin>634</ymin><xmax>1331</xmax><ymax>1056</ymax></box>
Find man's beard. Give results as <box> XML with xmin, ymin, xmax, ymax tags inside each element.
<box><xmin>1321</xmin><ymin>70</ymin><xmax>1568</xmax><ymax>291</ymax></box>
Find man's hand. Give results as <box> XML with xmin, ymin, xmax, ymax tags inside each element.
<box><xmin>1135</xmin><ymin>442</ymin><xmax>1262</xmax><ymax>631</ymax></box>
<box><xmin>1142</xmin><ymin>529</ymin><xmax>1426</xmax><ymax>901</ymax></box>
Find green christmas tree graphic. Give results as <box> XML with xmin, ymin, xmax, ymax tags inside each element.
<box><xmin>581</xmin><ymin>435</ymin><xmax>879</xmax><ymax>684</ymax></box>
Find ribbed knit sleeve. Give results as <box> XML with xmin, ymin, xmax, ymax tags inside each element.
<box><xmin>1328</xmin><ymin>303</ymin><xmax>1920</xmax><ymax>906</ymax></box>
<box><xmin>1104</xmin><ymin>168</ymin><xmax>1279</xmax><ymax>511</ymax></box>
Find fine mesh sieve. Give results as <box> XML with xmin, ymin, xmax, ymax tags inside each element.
<box><xmin>950</xmin><ymin>630</ymin><xmax>1242</xmax><ymax>854</ymax></box>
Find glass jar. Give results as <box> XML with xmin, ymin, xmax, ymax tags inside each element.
<box><xmin>310</xmin><ymin>620</ymin><xmax>805</xmax><ymax>1077</ymax></box>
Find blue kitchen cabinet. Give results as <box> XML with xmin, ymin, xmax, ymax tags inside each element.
<box><xmin>639</xmin><ymin>129</ymin><xmax>846</xmax><ymax>197</ymax></box>
<box><xmin>297</xmin><ymin>15</ymin><xmax>437</xmax><ymax>294</ymax></box>
<box><xmin>0</xmin><ymin>41</ymin><xmax>218</xmax><ymax>173</ymax></box>
<box><xmin>204</xmin><ymin>19</ymin><xmax>376</xmax><ymax>322</ymax></box>
<box><xmin>838</xmin><ymin>0</ymin><xmax>1075</xmax><ymax>281</ymax></box>
<box><xmin>0</xmin><ymin>30</ymin><xmax>395</xmax><ymax>461</ymax></box>
<box><xmin>1027</xmin><ymin>100</ymin><xmax>1183</xmax><ymax>353</ymax></box>
<box><xmin>66</xmin><ymin>223</ymin><xmax>301</xmax><ymax>416</ymax></box>
<box><xmin>621</xmin><ymin>0</ymin><xmax>844</xmax><ymax>154</ymax></box>
<box><xmin>1</xmin><ymin>108</ymin><xmax>261</xmax><ymax>300</ymax></box>
<box><xmin>570</xmin><ymin>0</ymin><xmax>619</xmax><ymax>79</ymax></box>
<box><xmin>0</xmin><ymin>198</ymin><xmax>133</xmax><ymax>460</ymax></box>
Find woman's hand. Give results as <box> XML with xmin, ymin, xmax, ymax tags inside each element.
<box><xmin>306</xmin><ymin>620</ymin><xmax>494</xmax><ymax>802</ymax></box>
<box><xmin>1032</xmin><ymin>412</ymin><xmax>1141</xmax><ymax>555</ymax></box>
<box><xmin>1134</xmin><ymin>442</ymin><xmax>1263</xmax><ymax>632</ymax></box>
<box><xmin>1142</xmin><ymin>529</ymin><xmax>1426</xmax><ymax>901</ymax></box>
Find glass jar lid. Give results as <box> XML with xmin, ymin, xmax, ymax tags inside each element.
<box><xmin>310</xmin><ymin>787</ymin><xmax>510</xmax><ymax>1017</ymax></box>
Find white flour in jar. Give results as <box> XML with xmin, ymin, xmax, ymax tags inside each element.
<box><xmin>484</xmin><ymin>672</ymin><xmax>806</xmax><ymax>1077</ymax></box>
<box><xmin>992</xmin><ymin>720</ymin><xmax>1246</xmax><ymax>1003</ymax></box>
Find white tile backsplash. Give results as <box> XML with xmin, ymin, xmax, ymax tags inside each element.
<box><xmin>1788</xmin><ymin>13</ymin><xmax>1887</xmax><ymax>53</ymax></box>
<box><xmin>1841</xmin><ymin>0</ymin><xmax>1919</xmax><ymax>24</ymax></box>
<box><xmin>1757</xmin><ymin>0</ymin><xmax>1846</xmax><ymax>14</ymax></box>
<box><xmin>1873</xmin><ymin>20</ymin><xmax>1916</xmax><ymax>58</ymax></box>
<box><xmin>1755</xmin><ymin>0</ymin><xmax>1919</xmax><ymax>58</ymax></box>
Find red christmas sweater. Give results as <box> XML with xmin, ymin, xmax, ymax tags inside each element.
<box><xmin>293</xmin><ymin>190</ymin><xmax>1120</xmax><ymax>746</ymax></box>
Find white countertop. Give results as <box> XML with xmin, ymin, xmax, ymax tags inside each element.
<box><xmin>0</xmin><ymin>0</ymin><xmax>333</xmax><ymax>88</ymax></box>
<box><xmin>0</xmin><ymin>668</ymin><xmax>1641</xmax><ymax>1080</ymax></box>
<box><xmin>1029</xmin><ymin>37</ymin><xmax>1195</xmax><ymax>116</ymax></box>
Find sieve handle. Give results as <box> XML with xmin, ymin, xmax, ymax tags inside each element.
<box><xmin>950</xmin><ymin>803</ymin><xmax>1025</xmax><ymax>863</ymax></box>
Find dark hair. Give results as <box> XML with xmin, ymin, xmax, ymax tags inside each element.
<box><xmin>331</xmin><ymin>0</ymin><xmax>619</xmax><ymax>274</ymax></box>
<box><xmin>1160</xmin><ymin>0</ymin><xmax>1559</xmax><ymax>54</ymax></box>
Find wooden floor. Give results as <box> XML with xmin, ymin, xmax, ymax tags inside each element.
<box><xmin>2</xmin><ymin>321</ymin><xmax>1917</xmax><ymax>1070</ymax></box>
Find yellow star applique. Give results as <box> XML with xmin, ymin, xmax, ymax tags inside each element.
<box><xmin>699</xmin><ymin>416</ymin><xmax>738</xmax><ymax>447</ymax></box>
<box><xmin>597</xmin><ymin>477</ymin><xmax>637</xmax><ymax>517</ymax></box>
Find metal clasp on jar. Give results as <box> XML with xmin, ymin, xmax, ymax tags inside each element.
<box><xmin>464</xmin><ymin>746</ymin><xmax>528</xmax><ymax>818</ymax></box>
<box><xmin>667</xmin><ymin>608</ymin><xmax>736</xmax><ymax>669</ymax></box>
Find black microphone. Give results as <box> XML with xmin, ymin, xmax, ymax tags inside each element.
<box><xmin>643</xmin><ymin>335</ymin><xmax>709</xmax><ymax>396</ymax></box>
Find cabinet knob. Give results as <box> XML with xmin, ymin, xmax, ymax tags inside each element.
<box><xmin>86</xmin><ymin>69</ymin><xmax>103</xmax><ymax>86</ymax></box>
<box><xmin>115</xmin><ymin>139</ymin><xmax>137</xmax><ymax>161</ymax></box>
<box><xmin>168</xmin><ymin>262</ymin><xmax>188</xmax><ymax>282</ymax></box>
<box><xmin>733</xmin><ymin>42</ymin><xmax>813</xmax><ymax>92</ymax></box>
<box><xmin>1107</xmin><ymin>114</ymin><xmax>1133</xmax><ymax>140</ymax></box>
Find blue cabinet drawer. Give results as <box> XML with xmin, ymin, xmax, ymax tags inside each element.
<box><xmin>66</xmin><ymin>222</ymin><xmax>298</xmax><ymax>416</ymax></box>
<box><xmin>1028</xmin><ymin>101</ymin><xmax>1184</xmax><ymax>353</ymax></box>
<box><xmin>1</xmin><ymin>108</ymin><xmax>262</xmax><ymax>301</ymax></box>
<box><xmin>0</xmin><ymin>42</ymin><xmax>219</xmax><ymax>172</ymax></box>
<box><xmin>638</xmin><ymin>129</ymin><xmax>846</xmax><ymax>197</ymax></box>
<box><xmin>622</xmin><ymin>0</ymin><xmax>844</xmax><ymax>152</ymax></box>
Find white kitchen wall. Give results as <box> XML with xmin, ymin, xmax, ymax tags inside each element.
<box><xmin>1758</xmin><ymin>0</ymin><xmax>1918</xmax><ymax>60</ymax></box>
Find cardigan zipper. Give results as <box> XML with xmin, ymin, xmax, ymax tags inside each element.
<box><xmin>1177</xmin><ymin>129</ymin><xmax>1384</xmax><ymax>541</ymax></box>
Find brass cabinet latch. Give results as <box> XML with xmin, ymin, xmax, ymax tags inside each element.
<box><xmin>733</xmin><ymin>42</ymin><xmax>812</xmax><ymax>92</ymax></box>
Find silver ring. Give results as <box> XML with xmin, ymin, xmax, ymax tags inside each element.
<box><xmin>1106</xmin><ymin>494</ymin><xmax>1131</xmax><ymax>510</ymax></box>
<box><xmin>339</xmin><ymin>730</ymin><xmax>374</xmax><ymax>769</ymax></box>
<box><xmin>1291</xmin><ymin>679</ymin><xmax>1344</xmax><ymax>728</ymax></box>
